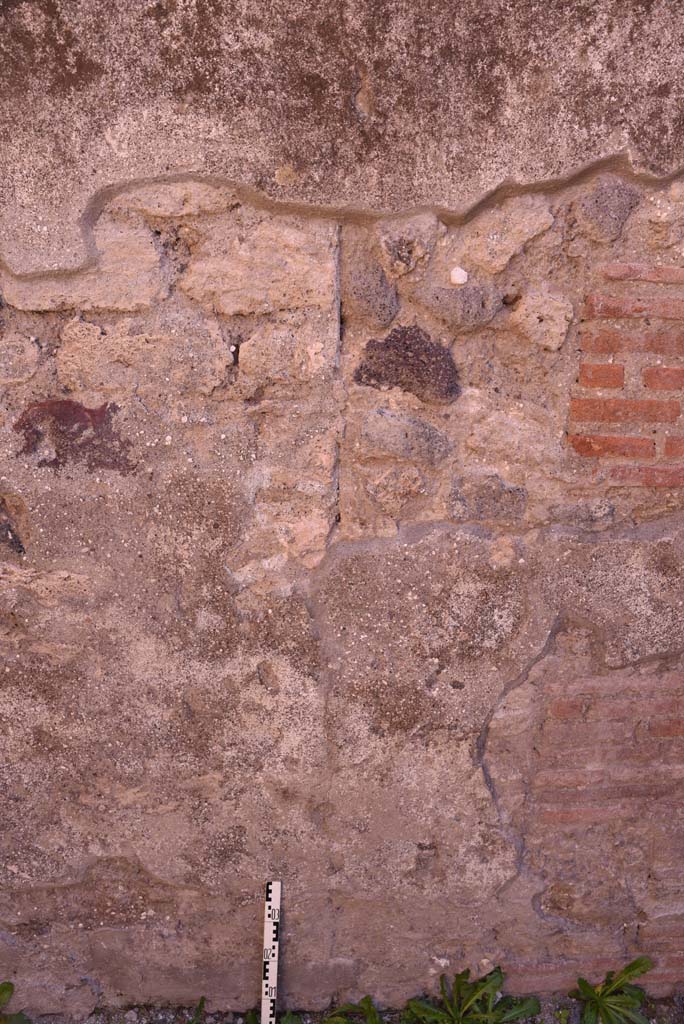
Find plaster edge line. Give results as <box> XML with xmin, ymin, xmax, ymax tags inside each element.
<box><xmin>3</xmin><ymin>148</ymin><xmax>684</xmax><ymax>281</ymax></box>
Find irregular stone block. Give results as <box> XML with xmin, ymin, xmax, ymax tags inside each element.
<box><xmin>0</xmin><ymin>219</ymin><xmax>167</xmax><ymax>312</ymax></box>
<box><xmin>0</xmin><ymin>330</ymin><xmax>40</xmax><ymax>384</ymax></box>
<box><xmin>237</xmin><ymin>310</ymin><xmax>338</xmax><ymax>389</ymax></box>
<box><xmin>0</xmin><ymin>493</ymin><xmax>27</xmax><ymax>555</ymax></box>
<box><xmin>509</xmin><ymin>285</ymin><xmax>573</xmax><ymax>350</ymax></box>
<box><xmin>57</xmin><ymin>316</ymin><xmax>231</xmax><ymax>402</ymax></box>
<box><xmin>365</xmin><ymin>464</ymin><xmax>426</xmax><ymax>516</ymax></box>
<box><xmin>575</xmin><ymin>175</ymin><xmax>641</xmax><ymax>241</ymax></box>
<box><xmin>459</xmin><ymin>195</ymin><xmax>554</xmax><ymax>273</ymax></box>
<box><xmin>375</xmin><ymin>212</ymin><xmax>443</xmax><ymax>278</ymax></box>
<box><xmin>340</xmin><ymin>224</ymin><xmax>399</xmax><ymax>327</ymax></box>
<box><xmin>403</xmin><ymin>277</ymin><xmax>503</xmax><ymax>330</ymax></box>
<box><xmin>359</xmin><ymin>408</ymin><xmax>451</xmax><ymax>466</ymax></box>
<box><xmin>354</xmin><ymin>324</ymin><xmax>459</xmax><ymax>403</ymax></box>
<box><xmin>450</xmin><ymin>473</ymin><xmax>527</xmax><ymax>521</ymax></box>
<box><xmin>180</xmin><ymin>217</ymin><xmax>338</xmax><ymax>315</ymax></box>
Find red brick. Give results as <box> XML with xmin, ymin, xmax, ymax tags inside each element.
<box><xmin>558</xmin><ymin>672</ymin><xmax>684</xmax><ymax>697</ymax></box>
<box><xmin>665</xmin><ymin>436</ymin><xmax>684</xmax><ymax>457</ymax></box>
<box><xmin>649</xmin><ymin>719</ymin><xmax>684</xmax><ymax>738</ymax></box>
<box><xmin>584</xmin><ymin>696</ymin><xmax>683</xmax><ymax>720</ymax></box>
<box><xmin>533</xmin><ymin>768</ymin><xmax>602</xmax><ymax>789</ymax></box>
<box><xmin>536</xmin><ymin>782</ymin><xmax>673</xmax><ymax>802</ymax></box>
<box><xmin>506</xmin><ymin>961</ymin><xmax>624</xmax><ymax>995</ymax></box>
<box><xmin>538</xmin><ymin>801</ymin><xmax>641</xmax><ymax>824</ymax></box>
<box><xmin>541</xmin><ymin>720</ymin><xmax>636</xmax><ymax>746</ymax></box>
<box><xmin>601</xmin><ymin>262</ymin><xmax>684</xmax><ymax>284</ymax></box>
<box><xmin>548</xmin><ymin>697</ymin><xmax>586</xmax><ymax>719</ymax></box>
<box><xmin>568</xmin><ymin>434</ymin><xmax>655</xmax><ymax>458</ymax></box>
<box><xmin>610</xmin><ymin>465</ymin><xmax>684</xmax><ymax>487</ymax></box>
<box><xmin>541</xmin><ymin>744</ymin><xmax>684</xmax><ymax>771</ymax></box>
<box><xmin>586</xmin><ymin>292</ymin><xmax>684</xmax><ymax>320</ymax></box>
<box><xmin>640</xmin><ymin>916</ymin><xmax>684</xmax><ymax>941</ymax></box>
<box><xmin>643</xmin><ymin>366</ymin><xmax>684</xmax><ymax>389</ymax></box>
<box><xmin>578</xmin><ymin>363</ymin><xmax>624</xmax><ymax>388</ymax></box>
<box><xmin>570</xmin><ymin>397</ymin><xmax>679</xmax><ymax>423</ymax></box>
<box><xmin>581</xmin><ymin>326</ymin><xmax>684</xmax><ymax>355</ymax></box>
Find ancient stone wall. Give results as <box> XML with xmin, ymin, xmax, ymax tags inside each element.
<box><xmin>4</xmin><ymin>0</ymin><xmax>684</xmax><ymax>1017</ymax></box>
<box><xmin>2</xmin><ymin>169</ymin><xmax>684</xmax><ymax>1015</ymax></box>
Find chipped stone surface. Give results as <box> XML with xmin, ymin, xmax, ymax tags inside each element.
<box><xmin>456</xmin><ymin>195</ymin><xmax>554</xmax><ymax>273</ymax></box>
<box><xmin>5</xmin><ymin>166</ymin><xmax>684</xmax><ymax>1015</ymax></box>
<box><xmin>375</xmin><ymin>214</ymin><xmax>443</xmax><ymax>279</ymax></box>
<box><xmin>179</xmin><ymin>217</ymin><xmax>338</xmax><ymax>316</ymax></box>
<box><xmin>575</xmin><ymin>175</ymin><xmax>642</xmax><ymax>242</ymax></box>
<box><xmin>57</xmin><ymin>317</ymin><xmax>231</xmax><ymax>402</ymax></box>
<box><xmin>509</xmin><ymin>286</ymin><xmax>574</xmax><ymax>351</ymax></box>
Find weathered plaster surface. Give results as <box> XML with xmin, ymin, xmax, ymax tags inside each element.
<box><xmin>3</xmin><ymin>1</ymin><xmax>684</xmax><ymax>1018</ymax></box>
<box><xmin>3</xmin><ymin>0</ymin><xmax>684</xmax><ymax>274</ymax></box>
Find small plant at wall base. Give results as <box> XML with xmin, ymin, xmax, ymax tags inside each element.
<box><xmin>570</xmin><ymin>957</ymin><xmax>654</xmax><ymax>1024</ymax></box>
<box><xmin>0</xmin><ymin>983</ymin><xmax>30</xmax><ymax>1024</ymax></box>
<box><xmin>324</xmin><ymin>995</ymin><xmax>383</xmax><ymax>1024</ymax></box>
<box><xmin>187</xmin><ymin>998</ymin><xmax>206</xmax><ymax>1024</ymax></box>
<box><xmin>328</xmin><ymin>968</ymin><xmax>540</xmax><ymax>1024</ymax></box>
<box><xmin>403</xmin><ymin>968</ymin><xmax>540</xmax><ymax>1023</ymax></box>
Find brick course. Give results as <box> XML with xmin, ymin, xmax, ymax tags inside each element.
<box><xmin>578</xmin><ymin>363</ymin><xmax>624</xmax><ymax>388</ymax></box>
<box><xmin>643</xmin><ymin>366</ymin><xmax>684</xmax><ymax>389</ymax></box>
<box><xmin>569</xmin><ymin>398</ymin><xmax>680</xmax><ymax>423</ymax></box>
<box><xmin>586</xmin><ymin>292</ymin><xmax>684</xmax><ymax>320</ymax></box>
<box><xmin>568</xmin><ymin>434</ymin><xmax>655</xmax><ymax>458</ymax></box>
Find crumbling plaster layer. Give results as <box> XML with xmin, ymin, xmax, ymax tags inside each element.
<box><xmin>4</xmin><ymin>0</ymin><xmax>684</xmax><ymax>274</ymax></box>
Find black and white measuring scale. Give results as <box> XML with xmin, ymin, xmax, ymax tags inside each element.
<box><xmin>261</xmin><ymin>881</ymin><xmax>282</xmax><ymax>1024</ymax></box>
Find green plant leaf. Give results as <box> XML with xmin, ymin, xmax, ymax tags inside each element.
<box><xmin>575</xmin><ymin>978</ymin><xmax>598</xmax><ymax>1002</ymax></box>
<box><xmin>1</xmin><ymin>1014</ymin><xmax>31</xmax><ymax>1024</ymax></box>
<box><xmin>245</xmin><ymin>1009</ymin><xmax>259</xmax><ymax>1024</ymax></box>
<box><xmin>438</xmin><ymin>976</ymin><xmax>453</xmax><ymax>1019</ymax></box>
<box><xmin>405</xmin><ymin>1000</ymin><xmax>450</xmax><ymax>1024</ymax></box>
<box><xmin>188</xmin><ymin>997</ymin><xmax>205</xmax><ymax>1024</ymax></box>
<box><xmin>324</xmin><ymin>999</ymin><xmax>382</xmax><ymax>1024</ymax></box>
<box><xmin>498</xmin><ymin>996</ymin><xmax>541</xmax><ymax>1022</ymax></box>
<box><xmin>618</xmin><ymin>985</ymin><xmax>645</xmax><ymax>1003</ymax></box>
<box><xmin>602</xmin><ymin>959</ymin><xmax>653</xmax><ymax>997</ymax></box>
<box><xmin>461</xmin><ymin>968</ymin><xmax>502</xmax><ymax>1015</ymax></box>
<box><xmin>613</xmin><ymin>1010</ymin><xmax>649</xmax><ymax>1024</ymax></box>
<box><xmin>281</xmin><ymin>1012</ymin><xmax>302</xmax><ymax>1024</ymax></box>
<box><xmin>359</xmin><ymin>995</ymin><xmax>381</xmax><ymax>1024</ymax></box>
<box><xmin>572</xmin><ymin>959</ymin><xmax>655</xmax><ymax>1024</ymax></box>
<box><xmin>0</xmin><ymin>986</ymin><xmax>14</xmax><ymax>1012</ymax></box>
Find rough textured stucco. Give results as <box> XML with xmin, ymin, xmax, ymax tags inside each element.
<box><xmin>3</xmin><ymin>1</ymin><xmax>684</xmax><ymax>1019</ymax></box>
<box><xmin>5</xmin><ymin>0</ymin><xmax>684</xmax><ymax>274</ymax></box>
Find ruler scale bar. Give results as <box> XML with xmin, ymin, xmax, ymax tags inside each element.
<box><xmin>261</xmin><ymin>881</ymin><xmax>281</xmax><ymax>1024</ymax></box>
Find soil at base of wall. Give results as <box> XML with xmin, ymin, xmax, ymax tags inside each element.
<box><xmin>33</xmin><ymin>998</ymin><xmax>684</xmax><ymax>1024</ymax></box>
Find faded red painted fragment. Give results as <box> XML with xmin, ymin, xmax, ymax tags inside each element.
<box><xmin>14</xmin><ymin>399</ymin><xmax>134</xmax><ymax>473</ymax></box>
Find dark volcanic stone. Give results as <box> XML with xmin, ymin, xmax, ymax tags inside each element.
<box><xmin>354</xmin><ymin>325</ymin><xmax>460</xmax><ymax>403</ymax></box>
<box><xmin>405</xmin><ymin>279</ymin><xmax>503</xmax><ymax>330</ymax></box>
<box><xmin>450</xmin><ymin>474</ymin><xmax>527</xmax><ymax>522</ymax></box>
<box><xmin>576</xmin><ymin>175</ymin><xmax>641</xmax><ymax>241</ymax></box>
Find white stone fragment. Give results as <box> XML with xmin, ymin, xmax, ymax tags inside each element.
<box><xmin>450</xmin><ymin>265</ymin><xmax>469</xmax><ymax>285</ymax></box>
